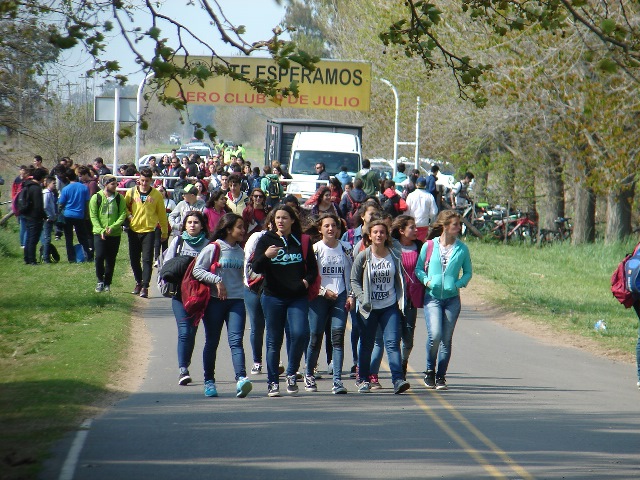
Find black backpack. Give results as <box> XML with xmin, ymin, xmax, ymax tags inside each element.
<box><xmin>382</xmin><ymin>194</ymin><xmax>401</xmax><ymax>218</ymax></box>
<box><xmin>16</xmin><ymin>185</ymin><xmax>32</xmax><ymax>215</ymax></box>
<box><xmin>267</xmin><ymin>177</ymin><xmax>282</xmax><ymax>199</ymax></box>
<box><xmin>39</xmin><ymin>244</ymin><xmax>60</xmax><ymax>263</ymax></box>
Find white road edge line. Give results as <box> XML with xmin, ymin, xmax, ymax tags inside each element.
<box><xmin>58</xmin><ymin>419</ymin><xmax>92</xmax><ymax>480</ymax></box>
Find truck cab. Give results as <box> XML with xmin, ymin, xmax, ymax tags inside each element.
<box><xmin>286</xmin><ymin>131</ymin><xmax>362</xmax><ymax>199</ymax></box>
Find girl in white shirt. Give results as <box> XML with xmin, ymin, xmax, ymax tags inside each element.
<box><xmin>304</xmin><ymin>214</ymin><xmax>355</xmax><ymax>394</ymax></box>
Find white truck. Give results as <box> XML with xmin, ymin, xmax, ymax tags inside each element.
<box><xmin>286</xmin><ymin>131</ymin><xmax>362</xmax><ymax>199</ymax></box>
<box><xmin>264</xmin><ymin>118</ymin><xmax>363</xmax><ymax>199</ymax></box>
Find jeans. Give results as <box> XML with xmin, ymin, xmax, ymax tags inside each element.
<box><xmin>424</xmin><ymin>293</ymin><xmax>462</xmax><ymax>377</ymax></box>
<box><xmin>19</xmin><ymin>215</ymin><xmax>27</xmax><ymax>247</ymax></box>
<box><xmin>350</xmin><ymin>310</ymin><xmax>360</xmax><ymax>365</ymax></box>
<box><xmin>370</xmin><ymin>326</ymin><xmax>384</xmax><ymax>375</ymax></box>
<box><xmin>633</xmin><ymin>302</ymin><xmax>640</xmax><ymax>382</ymax></box>
<box><xmin>172</xmin><ymin>297</ymin><xmax>199</xmax><ymax>370</ymax></box>
<box><xmin>357</xmin><ymin>303</ymin><xmax>403</xmax><ymax>384</ymax></box>
<box><xmin>261</xmin><ymin>294</ymin><xmax>309</xmax><ymax>384</ymax></box>
<box><xmin>306</xmin><ymin>291</ymin><xmax>348</xmax><ymax>383</ymax></box>
<box><xmin>94</xmin><ymin>234</ymin><xmax>121</xmax><ymax>285</ymax></box>
<box><xmin>40</xmin><ymin>220</ymin><xmax>54</xmax><ymax>262</ymax></box>
<box><xmin>63</xmin><ymin>216</ymin><xmax>91</xmax><ymax>262</ymax></box>
<box><xmin>23</xmin><ymin>217</ymin><xmax>43</xmax><ymax>264</ymax></box>
<box><xmin>401</xmin><ymin>304</ymin><xmax>418</xmax><ymax>364</ymax></box>
<box><xmin>127</xmin><ymin>230</ymin><xmax>155</xmax><ymax>288</ymax></box>
<box><xmin>201</xmin><ymin>298</ymin><xmax>247</xmax><ymax>382</ymax></box>
<box><xmin>244</xmin><ymin>288</ymin><xmax>265</xmax><ymax>364</ymax></box>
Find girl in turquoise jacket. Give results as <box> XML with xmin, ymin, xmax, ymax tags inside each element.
<box><xmin>414</xmin><ymin>210</ymin><xmax>472</xmax><ymax>391</ymax></box>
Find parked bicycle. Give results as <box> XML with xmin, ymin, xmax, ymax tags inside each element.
<box><xmin>539</xmin><ymin>217</ymin><xmax>572</xmax><ymax>244</ymax></box>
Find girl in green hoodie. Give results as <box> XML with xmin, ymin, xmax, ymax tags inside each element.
<box><xmin>415</xmin><ymin>210</ymin><xmax>472</xmax><ymax>391</ymax></box>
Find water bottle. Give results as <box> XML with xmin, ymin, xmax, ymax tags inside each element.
<box><xmin>594</xmin><ymin>319</ymin><xmax>606</xmax><ymax>332</ymax></box>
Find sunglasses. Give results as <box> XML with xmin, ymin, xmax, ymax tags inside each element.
<box><xmin>253</xmin><ymin>195</ymin><xmax>265</xmax><ymax>199</ymax></box>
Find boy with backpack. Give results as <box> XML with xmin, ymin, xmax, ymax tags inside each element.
<box><xmin>339</xmin><ymin>178</ymin><xmax>368</xmax><ymax>228</ymax></box>
<box><xmin>261</xmin><ymin>168</ymin><xmax>284</xmax><ymax>208</ymax></box>
<box><xmin>89</xmin><ymin>174</ymin><xmax>128</xmax><ymax>292</ymax></box>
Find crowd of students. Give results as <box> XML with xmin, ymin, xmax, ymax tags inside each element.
<box><xmin>10</xmin><ymin>152</ymin><xmax>472</xmax><ymax>398</ymax></box>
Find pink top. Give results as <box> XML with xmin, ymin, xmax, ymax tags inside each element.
<box><xmin>204</xmin><ymin>207</ymin><xmax>225</xmax><ymax>233</ymax></box>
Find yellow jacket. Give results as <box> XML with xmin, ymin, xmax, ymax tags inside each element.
<box><xmin>125</xmin><ymin>186</ymin><xmax>169</xmax><ymax>237</ymax></box>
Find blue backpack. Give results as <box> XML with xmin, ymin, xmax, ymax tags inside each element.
<box><xmin>625</xmin><ymin>245</ymin><xmax>640</xmax><ymax>294</ymax></box>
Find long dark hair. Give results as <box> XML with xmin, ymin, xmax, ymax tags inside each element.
<box><xmin>212</xmin><ymin>213</ymin><xmax>243</xmax><ymax>241</ymax></box>
<box><xmin>315</xmin><ymin>213</ymin><xmax>344</xmax><ymax>238</ymax></box>
<box><xmin>206</xmin><ymin>189</ymin><xmax>229</xmax><ymax>210</ymax></box>
<box><xmin>181</xmin><ymin>211</ymin><xmax>210</xmax><ymax>238</ymax></box>
<box><xmin>268</xmin><ymin>204</ymin><xmax>302</xmax><ymax>236</ymax></box>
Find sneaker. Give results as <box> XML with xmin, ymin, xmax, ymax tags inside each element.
<box><xmin>251</xmin><ymin>363</ymin><xmax>262</xmax><ymax>375</ymax></box>
<box><xmin>332</xmin><ymin>381</ymin><xmax>347</xmax><ymax>394</ymax></box>
<box><xmin>393</xmin><ymin>379</ymin><xmax>411</xmax><ymax>394</ymax></box>
<box><xmin>304</xmin><ymin>375</ymin><xmax>317</xmax><ymax>392</ymax></box>
<box><xmin>204</xmin><ymin>380</ymin><xmax>218</xmax><ymax>397</ymax></box>
<box><xmin>95</xmin><ymin>282</ymin><xmax>104</xmax><ymax>293</ymax></box>
<box><xmin>268</xmin><ymin>382</ymin><xmax>280</xmax><ymax>397</ymax></box>
<box><xmin>350</xmin><ymin>364</ymin><xmax>358</xmax><ymax>378</ymax></box>
<box><xmin>357</xmin><ymin>380</ymin><xmax>371</xmax><ymax>393</ymax></box>
<box><xmin>435</xmin><ymin>376</ymin><xmax>448</xmax><ymax>390</ymax></box>
<box><xmin>369</xmin><ymin>374</ymin><xmax>382</xmax><ymax>390</ymax></box>
<box><xmin>236</xmin><ymin>377</ymin><xmax>253</xmax><ymax>398</ymax></box>
<box><xmin>327</xmin><ymin>361</ymin><xmax>333</xmax><ymax>374</ymax></box>
<box><xmin>131</xmin><ymin>283</ymin><xmax>142</xmax><ymax>295</ymax></box>
<box><xmin>402</xmin><ymin>360</ymin><xmax>408</xmax><ymax>380</ymax></box>
<box><xmin>178</xmin><ymin>368</ymin><xmax>192</xmax><ymax>386</ymax></box>
<box><xmin>103</xmin><ymin>284</ymin><xmax>111</xmax><ymax>292</ymax></box>
<box><xmin>278</xmin><ymin>362</ymin><xmax>285</xmax><ymax>375</ymax></box>
<box><xmin>424</xmin><ymin>370</ymin><xmax>436</xmax><ymax>389</ymax></box>
<box><xmin>139</xmin><ymin>287</ymin><xmax>149</xmax><ymax>298</ymax></box>
<box><xmin>286</xmin><ymin>375</ymin><xmax>298</xmax><ymax>394</ymax></box>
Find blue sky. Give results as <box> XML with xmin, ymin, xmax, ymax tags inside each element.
<box><xmin>53</xmin><ymin>0</ymin><xmax>289</xmax><ymax>89</ymax></box>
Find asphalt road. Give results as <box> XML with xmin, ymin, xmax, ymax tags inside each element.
<box><xmin>44</xmin><ymin>290</ymin><xmax>640</xmax><ymax>480</ymax></box>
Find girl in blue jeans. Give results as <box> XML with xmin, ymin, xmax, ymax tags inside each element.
<box><xmin>252</xmin><ymin>205</ymin><xmax>318</xmax><ymax>397</ymax></box>
<box><xmin>305</xmin><ymin>214</ymin><xmax>355</xmax><ymax>394</ymax></box>
<box><xmin>193</xmin><ymin>214</ymin><xmax>252</xmax><ymax>399</ymax></box>
<box><xmin>415</xmin><ymin>210</ymin><xmax>472</xmax><ymax>391</ymax></box>
<box><xmin>163</xmin><ymin>211</ymin><xmax>210</xmax><ymax>386</ymax></box>
<box><xmin>350</xmin><ymin>219</ymin><xmax>410</xmax><ymax>395</ymax></box>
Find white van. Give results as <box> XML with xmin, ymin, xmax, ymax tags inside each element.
<box><xmin>286</xmin><ymin>132</ymin><xmax>362</xmax><ymax>199</ymax></box>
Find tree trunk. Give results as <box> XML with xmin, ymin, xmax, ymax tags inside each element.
<box><xmin>535</xmin><ymin>153</ymin><xmax>564</xmax><ymax>230</ymax></box>
<box><xmin>573</xmin><ymin>181</ymin><xmax>596</xmax><ymax>244</ymax></box>
<box><xmin>605</xmin><ymin>181</ymin><xmax>635</xmax><ymax>244</ymax></box>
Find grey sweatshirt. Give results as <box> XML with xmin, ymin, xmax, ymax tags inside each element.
<box><xmin>350</xmin><ymin>247</ymin><xmax>405</xmax><ymax>319</ymax></box>
<box><xmin>192</xmin><ymin>239</ymin><xmax>245</xmax><ymax>299</ymax></box>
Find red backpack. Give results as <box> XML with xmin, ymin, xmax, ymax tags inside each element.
<box><xmin>181</xmin><ymin>242</ymin><xmax>221</xmax><ymax>324</ymax></box>
<box><xmin>611</xmin><ymin>243</ymin><xmax>640</xmax><ymax>308</ymax></box>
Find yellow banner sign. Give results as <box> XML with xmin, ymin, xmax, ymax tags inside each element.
<box><xmin>164</xmin><ymin>56</ymin><xmax>371</xmax><ymax>111</ymax></box>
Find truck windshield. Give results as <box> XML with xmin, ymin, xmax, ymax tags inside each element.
<box><xmin>290</xmin><ymin>151</ymin><xmax>360</xmax><ymax>175</ymax></box>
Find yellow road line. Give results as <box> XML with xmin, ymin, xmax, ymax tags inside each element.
<box><xmin>344</xmin><ymin>319</ymin><xmax>534</xmax><ymax>478</ymax></box>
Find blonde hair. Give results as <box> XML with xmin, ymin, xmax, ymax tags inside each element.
<box><xmin>427</xmin><ymin>210</ymin><xmax>461</xmax><ymax>240</ymax></box>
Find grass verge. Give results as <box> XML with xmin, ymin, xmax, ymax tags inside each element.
<box><xmin>0</xmin><ymin>222</ymin><xmax>136</xmax><ymax>480</ymax></box>
<box><xmin>466</xmin><ymin>238</ymin><xmax>640</xmax><ymax>357</ymax></box>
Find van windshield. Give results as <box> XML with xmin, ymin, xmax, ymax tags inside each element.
<box><xmin>290</xmin><ymin>151</ymin><xmax>360</xmax><ymax>175</ymax></box>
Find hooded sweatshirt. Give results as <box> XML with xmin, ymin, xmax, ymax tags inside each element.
<box><xmin>339</xmin><ymin>188</ymin><xmax>367</xmax><ymax>219</ymax></box>
<box><xmin>193</xmin><ymin>239</ymin><xmax>245</xmax><ymax>300</ymax></box>
<box><xmin>252</xmin><ymin>230</ymin><xmax>318</xmax><ymax>298</ymax></box>
<box><xmin>89</xmin><ymin>190</ymin><xmax>127</xmax><ymax>236</ymax></box>
<box><xmin>355</xmin><ymin>168</ymin><xmax>380</xmax><ymax>196</ymax></box>
<box><xmin>414</xmin><ymin>237</ymin><xmax>472</xmax><ymax>299</ymax></box>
